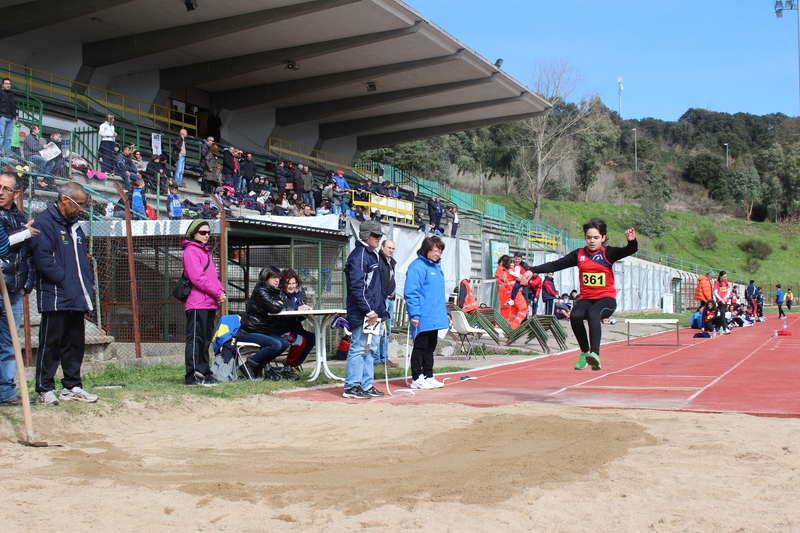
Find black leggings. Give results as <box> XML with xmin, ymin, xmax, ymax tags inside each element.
<box><xmin>570</xmin><ymin>297</ymin><xmax>617</xmax><ymax>355</ymax></box>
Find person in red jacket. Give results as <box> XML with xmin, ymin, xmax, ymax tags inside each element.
<box><xmin>529</xmin><ymin>218</ymin><xmax>637</xmax><ymax>371</ymax></box>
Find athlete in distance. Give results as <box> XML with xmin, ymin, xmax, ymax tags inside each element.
<box><xmin>529</xmin><ymin>218</ymin><xmax>637</xmax><ymax>371</ymax></box>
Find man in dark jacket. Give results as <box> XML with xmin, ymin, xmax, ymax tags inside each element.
<box><xmin>541</xmin><ymin>272</ymin><xmax>558</xmax><ymax>315</ymax></box>
<box><xmin>171</xmin><ymin>128</ymin><xmax>187</xmax><ymax>187</ymax></box>
<box><xmin>299</xmin><ymin>165</ymin><xmax>315</xmax><ymax>209</ymax></box>
<box><xmin>0</xmin><ymin>171</ymin><xmax>33</xmax><ymax>405</ymax></box>
<box><xmin>343</xmin><ymin>220</ymin><xmax>389</xmax><ymax>399</ymax></box>
<box><xmin>23</xmin><ymin>125</ymin><xmax>57</xmax><ymax>176</ymax></box>
<box><xmin>222</xmin><ymin>147</ymin><xmax>240</xmax><ymax>192</ymax></box>
<box><xmin>240</xmin><ymin>152</ymin><xmax>257</xmax><ymax>195</ymax></box>
<box><xmin>274</xmin><ymin>160</ymin><xmax>292</xmax><ymax>192</ymax></box>
<box><xmin>0</xmin><ymin>78</ymin><xmax>17</xmax><ymax>151</ymax></box>
<box><xmin>29</xmin><ymin>182</ymin><xmax>98</xmax><ymax>405</ymax></box>
<box><xmin>373</xmin><ymin>239</ymin><xmax>398</xmax><ymax>368</ymax></box>
<box><xmin>428</xmin><ymin>196</ymin><xmax>442</xmax><ymax>230</ymax></box>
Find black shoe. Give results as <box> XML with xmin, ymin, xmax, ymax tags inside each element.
<box><xmin>263</xmin><ymin>366</ymin><xmax>282</xmax><ymax>382</ymax></box>
<box><xmin>204</xmin><ymin>375</ymin><xmax>221</xmax><ymax>385</ymax></box>
<box><xmin>185</xmin><ymin>379</ymin><xmax>204</xmax><ymax>386</ymax></box>
<box><xmin>342</xmin><ymin>386</ymin><xmax>371</xmax><ymax>399</ymax></box>
<box><xmin>363</xmin><ymin>386</ymin><xmax>384</xmax><ymax>397</ymax></box>
<box><xmin>242</xmin><ymin>360</ymin><xmax>261</xmax><ymax>379</ymax></box>
<box><xmin>278</xmin><ymin>366</ymin><xmax>300</xmax><ymax>381</ymax></box>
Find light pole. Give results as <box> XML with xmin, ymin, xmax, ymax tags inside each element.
<box><xmin>632</xmin><ymin>128</ymin><xmax>638</xmax><ymax>172</ymax></box>
<box><xmin>775</xmin><ymin>0</ymin><xmax>800</xmax><ymax>114</ymax></box>
<box><xmin>723</xmin><ymin>143</ymin><xmax>729</xmax><ymax>167</ymax></box>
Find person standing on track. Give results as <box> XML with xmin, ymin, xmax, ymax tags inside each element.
<box><xmin>529</xmin><ymin>218</ymin><xmax>637</xmax><ymax>372</ymax></box>
<box><xmin>776</xmin><ymin>284</ymin><xmax>786</xmax><ymax>320</ymax></box>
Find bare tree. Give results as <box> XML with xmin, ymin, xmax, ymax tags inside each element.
<box><xmin>512</xmin><ymin>58</ymin><xmax>602</xmax><ymax>220</ymax></box>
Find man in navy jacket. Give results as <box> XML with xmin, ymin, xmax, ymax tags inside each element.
<box><xmin>343</xmin><ymin>220</ymin><xmax>389</xmax><ymax>399</ymax></box>
<box><xmin>29</xmin><ymin>182</ymin><xmax>98</xmax><ymax>405</ymax></box>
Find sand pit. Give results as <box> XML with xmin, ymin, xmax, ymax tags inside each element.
<box><xmin>2</xmin><ymin>396</ymin><xmax>799</xmax><ymax>532</ymax></box>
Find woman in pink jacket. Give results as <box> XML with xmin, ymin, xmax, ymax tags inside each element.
<box><xmin>182</xmin><ymin>219</ymin><xmax>226</xmax><ymax>385</ymax></box>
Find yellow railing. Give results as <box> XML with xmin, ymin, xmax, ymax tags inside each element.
<box><xmin>0</xmin><ymin>59</ymin><xmax>197</xmax><ymax>131</ymax></box>
<box><xmin>350</xmin><ymin>191</ymin><xmax>414</xmax><ymax>223</ymax></box>
<box><xmin>268</xmin><ymin>137</ymin><xmax>378</xmax><ymax>180</ymax></box>
<box><xmin>529</xmin><ymin>231</ymin><xmax>561</xmax><ymax>247</ymax></box>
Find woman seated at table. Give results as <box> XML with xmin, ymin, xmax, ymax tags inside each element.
<box><xmin>237</xmin><ymin>266</ymin><xmax>291</xmax><ymax>381</ymax></box>
<box><xmin>270</xmin><ymin>269</ymin><xmax>316</xmax><ymax>372</ymax></box>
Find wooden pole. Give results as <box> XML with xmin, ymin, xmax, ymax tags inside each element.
<box><xmin>210</xmin><ymin>194</ymin><xmax>228</xmax><ymax>316</ymax></box>
<box><xmin>16</xmin><ymin>191</ymin><xmax>33</xmax><ymax>366</ymax></box>
<box><xmin>114</xmin><ymin>183</ymin><xmax>142</xmax><ymax>358</ymax></box>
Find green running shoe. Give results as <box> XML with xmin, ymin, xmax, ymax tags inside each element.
<box><xmin>574</xmin><ymin>352</ymin><xmax>588</xmax><ymax>370</ymax></box>
<box><xmin>586</xmin><ymin>352</ymin><xmax>602</xmax><ymax>371</ymax></box>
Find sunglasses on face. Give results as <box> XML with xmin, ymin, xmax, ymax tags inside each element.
<box><xmin>65</xmin><ymin>195</ymin><xmax>89</xmax><ymax>210</ymax></box>
<box><xmin>196</xmin><ymin>230</ymin><xmax>211</xmax><ymax>236</ymax></box>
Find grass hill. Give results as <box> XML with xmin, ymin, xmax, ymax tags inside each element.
<box><xmin>483</xmin><ymin>195</ymin><xmax>800</xmax><ymax>288</ymax></box>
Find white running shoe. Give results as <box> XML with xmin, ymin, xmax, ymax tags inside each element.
<box><xmin>425</xmin><ymin>376</ymin><xmax>444</xmax><ymax>388</ymax></box>
<box><xmin>410</xmin><ymin>375</ymin><xmax>435</xmax><ymax>390</ymax></box>
<box><xmin>59</xmin><ymin>386</ymin><xmax>99</xmax><ymax>403</ymax></box>
<box><xmin>37</xmin><ymin>390</ymin><xmax>59</xmax><ymax>405</ymax></box>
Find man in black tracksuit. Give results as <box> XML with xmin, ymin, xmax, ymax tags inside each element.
<box><xmin>29</xmin><ymin>182</ymin><xmax>98</xmax><ymax>405</ymax></box>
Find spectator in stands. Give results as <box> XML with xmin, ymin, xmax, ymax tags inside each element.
<box><xmin>392</xmin><ymin>185</ymin><xmax>401</xmax><ymax>198</ymax></box>
<box><xmin>129</xmin><ymin>178</ymin><xmax>148</xmax><ymax>220</ymax></box>
<box><xmin>299</xmin><ymin>164</ymin><xmax>315</xmax><ymax>209</ymax></box>
<box><xmin>181</xmin><ymin>219</ymin><xmax>225</xmax><ymax>385</ymax></box>
<box><xmin>415</xmin><ymin>209</ymin><xmax>426</xmax><ymax>232</ymax></box>
<box><xmin>202</xmin><ymin>144</ymin><xmax>221</xmax><ymax>195</ymax></box>
<box><xmin>405</xmin><ymin>236</ymin><xmax>448</xmax><ymax>390</ymax></box>
<box><xmin>200</xmin><ymin>136</ymin><xmax>214</xmax><ymax>160</ymax></box>
<box><xmin>287</xmin><ymin>192</ymin><xmax>302</xmax><ymax>216</ymax></box>
<box><xmin>0</xmin><ymin>170</ymin><xmax>36</xmax><ymax>406</ymax></box>
<box><xmin>30</xmin><ymin>182</ymin><xmax>99</xmax><ymax>404</ymax></box>
<box><xmin>298</xmin><ymin>203</ymin><xmax>314</xmax><ymax>217</ymax></box>
<box><xmin>237</xmin><ymin>265</ymin><xmax>290</xmax><ymax>381</ymax></box>
<box><xmin>47</xmin><ymin>133</ymin><xmax>68</xmax><ymax>178</ymax></box>
<box><xmin>171</xmin><ymin>128</ymin><xmax>188</xmax><ymax>188</ymax></box>
<box><xmin>247</xmin><ymin>176</ymin><xmax>261</xmax><ymax>196</ymax></box>
<box><xmin>130</xmin><ymin>149</ymin><xmax>147</xmax><ymax>172</ymax></box>
<box><xmin>322</xmin><ymin>182</ymin><xmax>343</xmax><ymax>214</ymax></box>
<box><xmin>207</xmin><ymin>109</ymin><xmax>222</xmax><ymax>142</ymax></box>
<box><xmin>331</xmin><ymin>170</ymin><xmax>349</xmax><ymax>210</ymax></box>
<box><xmin>343</xmin><ymin>220</ymin><xmax>388</xmax><ymax>399</ymax></box>
<box><xmin>115</xmin><ymin>145</ymin><xmax>140</xmax><ymax>190</ymax></box>
<box><xmin>695</xmin><ymin>271</ymin><xmax>714</xmax><ymax>307</ymax></box>
<box><xmin>371</xmin><ymin>209</ymin><xmax>383</xmax><ymax>221</ymax></box>
<box><xmin>364</xmin><ymin>179</ymin><xmax>375</xmax><ymax>198</ymax></box>
<box><xmin>98</xmin><ymin>114</ymin><xmax>117</xmax><ymax>174</ymax></box>
<box><xmin>313</xmin><ymin>182</ymin><xmax>324</xmax><ymax>209</ymax></box>
<box><xmin>0</xmin><ymin>78</ymin><xmax>17</xmax><ymax>151</ymax></box>
<box><xmin>445</xmin><ymin>206</ymin><xmax>458</xmax><ymax>237</ymax></box>
<box><xmin>145</xmin><ymin>153</ymin><xmax>166</xmax><ymax>192</ymax></box>
<box><xmin>428</xmin><ymin>196</ymin><xmax>442</xmax><ymax>230</ymax></box>
<box><xmin>240</xmin><ymin>152</ymin><xmax>257</xmax><ymax>194</ymax></box>
<box><xmin>10</xmin><ymin>119</ymin><xmax>21</xmax><ymax>156</ymax></box>
<box><xmin>274</xmin><ymin>160</ymin><xmax>292</xmax><ymax>192</ymax></box>
<box><xmin>23</xmin><ymin>125</ymin><xmax>57</xmax><ymax>177</ymax></box>
<box><xmin>222</xmin><ymin>147</ymin><xmax>241</xmax><ymax>192</ymax></box>
<box><xmin>316</xmin><ymin>200</ymin><xmax>332</xmax><ymax>216</ymax></box>
<box><xmin>167</xmin><ymin>184</ymin><xmax>182</xmax><ymax>220</ymax></box>
<box><xmin>375</xmin><ymin>180</ymin><xmax>388</xmax><ymax>196</ymax></box>
<box><xmin>353</xmin><ymin>205</ymin><xmax>366</xmax><ymax>222</ymax></box>
<box><xmin>541</xmin><ymin>272</ymin><xmax>558</xmax><ymax>315</ymax></box>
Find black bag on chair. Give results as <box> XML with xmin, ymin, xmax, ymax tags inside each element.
<box><xmin>172</xmin><ymin>256</ymin><xmax>211</xmax><ymax>302</ymax></box>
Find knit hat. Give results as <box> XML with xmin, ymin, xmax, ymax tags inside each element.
<box><xmin>359</xmin><ymin>220</ymin><xmax>384</xmax><ymax>241</ymax></box>
<box><xmin>186</xmin><ymin>219</ymin><xmax>210</xmax><ymax>240</ymax></box>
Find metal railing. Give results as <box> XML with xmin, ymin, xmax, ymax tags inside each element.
<box><xmin>0</xmin><ymin>59</ymin><xmax>197</xmax><ymax>131</ymax></box>
<box><xmin>268</xmin><ymin>137</ymin><xmax>378</xmax><ymax>180</ymax></box>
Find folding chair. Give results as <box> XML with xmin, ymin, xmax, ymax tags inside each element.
<box><xmin>535</xmin><ymin>315</ymin><xmax>569</xmax><ymax>350</ymax></box>
<box><xmin>449</xmin><ymin>310</ymin><xmax>490</xmax><ymax>360</ymax></box>
<box><xmin>467</xmin><ymin>307</ymin><xmax>503</xmax><ymax>346</ymax></box>
<box><xmin>235</xmin><ymin>342</ymin><xmax>261</xmax><ymax>379</ymax></box>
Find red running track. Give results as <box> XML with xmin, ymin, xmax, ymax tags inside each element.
<box><xmin>281</xmin><ymin>316</ymin><xmax>800</xmax><ymax>417</ymax></box>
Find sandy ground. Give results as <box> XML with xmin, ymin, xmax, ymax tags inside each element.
<box><xmin>2</xmin><ymin>393</ymin><xmax>799</xmax><ymax>533</ymax></box>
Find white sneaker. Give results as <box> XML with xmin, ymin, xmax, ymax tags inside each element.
<box><xmin>37</xmin><ymin>390</ymin><xmax>59</xmax><ymax>405</ymax></box>
<box><xmin>410</xmin><ymin>375</ymin><xmax>434</xmax><ymax>390</ymax></box>
<box><xmin>59</xmin><ymin>386</ymin><xmax>99</xmax><ymax>403</ymax></box>
<box><xmin>425</xmin><ymin>376</ymin><xmax>444</xmax><ymax>388</ymax></box>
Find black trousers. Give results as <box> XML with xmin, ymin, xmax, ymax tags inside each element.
<box><xmin>36</xmin><ymin>310</ymin><xmax>86</xmax><ymax>393</ymax></box>
<box><xmin>570</xmin><ymin>297</ymin><xmax>617</xmax><ymax>355</ymax></box>
<box><xmin>410</xmin><ymin>329</ymin><xmax>438</xmax><ymax>379</ymax></box>
<box><xmin>185</xmin><ymin>308</ymin><xmax>216</xmax><ymax>383</ymax></box>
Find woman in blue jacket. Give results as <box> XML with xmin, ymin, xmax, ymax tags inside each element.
<box><xmin>404</xmin><ymin>236</ymin><xmax>449</xmax><ymax>390</ymax></box>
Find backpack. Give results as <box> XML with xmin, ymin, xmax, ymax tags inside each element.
<box><xmin>690</xmin><ymin>312</ymin><xmax>702</xmax><ymax>329</ymax></box>
<box><xmin>210</xmin><ymin>315</ymin><xmax>241</xmax><ymax>382</ymax></box>
<box><xmin>693</xmin><ymin>332</ymin><xmax>710</xmax><ymax>338</ymax></box>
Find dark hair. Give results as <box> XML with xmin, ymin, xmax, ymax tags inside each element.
<box><xmin>582</xmin><ymin>217</ymin><xmax>607</xmax><ymax>236</ymax></box>
<box><xmin>258</xmin><ymin>266</ymin><xmax>282</xmax><ymax>284</ymax></box>
<box><xmin>418</xmin><ymin>236</ymin><xmax>445</xmax><ymax>257</ymax></box>
<box><xmin>0</xmin><ymin>171</ymin><xmax>19</xmax><ymax>190</ymax></box>
<box><xmin>777</xmin><ymin>284</ymin><xmax>781</xmax><ymax>288</ymax></box>
<box><xmin>497</xmin><ymin>254</ymin><xmax>511</xmax><ymax>268</ymax></box>
<box><xmin>706</xmin><ymin>300</ymin><xmax>717</xmax><ymax>311</ymax></box>
<box><xmin>718</xmin><ymin>271</ymin><xmax>727</xmax><ymax>278</ymax></box>
<box><xmin>280</xmin><ymin>268</ymin><xmax>303</xmax><ymax>290</ymax></box>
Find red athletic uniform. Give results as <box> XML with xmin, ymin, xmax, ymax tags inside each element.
<box><xmin>576</xmin><ymin>246</ymin><xmax>616</xmax><ymax>300</ymax></box>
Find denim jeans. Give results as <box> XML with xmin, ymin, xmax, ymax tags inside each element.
<box><xmin>373</xmin><ymin>298</ymin><xmax>394</xmax><ymax>363</ymax></box>
<box><xmin>0</xmin><ymin>116</ymin><xmax>14</xmax><ymax>150</ymax></box>
<box><xmin>302</xmin><ymin>191</ymin><xmax>315</xmax><ymax>210</ymax></box>
<box><xmin>237</xmin><ymin>332</ymin><xmax>289</xmax><ymax>366</ymax></box>
<box><xmin>99</xmin><ymin>141</ymin><xmax>114</xmax><ymax>173</ymax></box>
<box><xmin>29</xmin><ymin>155</ymin><xmax>56</xmax><ymax>176</ymax></box>
<box><xmin>0</xmin><ymin>291</ymin><xmax>22</xmax><ymax>402</ymax></box>
<box><xmin>332</xmin><ymin>204</ymin><xmax>342</xmax><ymax>215</ymax></box>
<box><xmin>344</xmin><ymin>325</ymin><xmax>374</xmax><ymax>390</ymax></box>
<box><xmin>174</xmin><ymin>155</ymin><xmax>185</xmax><ymax>185</ymax></box>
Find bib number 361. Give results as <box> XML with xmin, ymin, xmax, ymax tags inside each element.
<box><xmin>582</xmin><ymin>272</ymin><xmax>606</xmax><ymax>287</ymax></box>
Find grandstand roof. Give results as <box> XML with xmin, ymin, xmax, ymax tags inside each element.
<box><xmin>0</xmin><ymin>0</ymin><xmax>551</xmax><ymax>157</ymax></box>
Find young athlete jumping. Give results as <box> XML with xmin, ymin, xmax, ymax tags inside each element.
<box><xmin>529</xmin><ymin>218</ymin><xmax>637</xmax><ymax>371</ymax></box>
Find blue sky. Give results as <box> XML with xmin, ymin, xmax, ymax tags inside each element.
<box><xmin>405</xmin><ymin>0</ymin><xmax>800</xmax><ymax>122</ymax></box>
